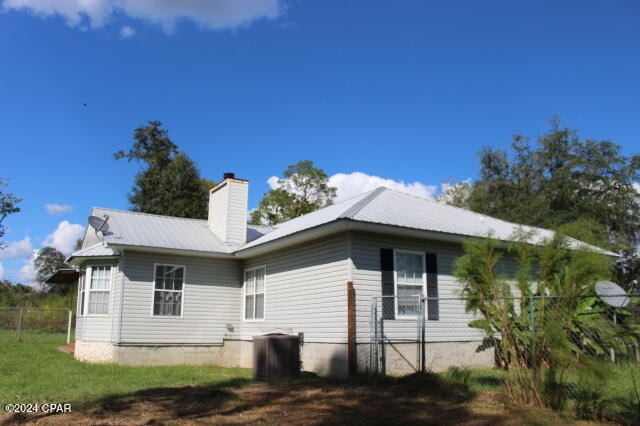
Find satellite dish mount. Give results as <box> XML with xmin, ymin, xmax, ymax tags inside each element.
<box><xmin>88</xmin><ymin>214</ymin><xmax>110</xmax><ymax>237</ymax></box>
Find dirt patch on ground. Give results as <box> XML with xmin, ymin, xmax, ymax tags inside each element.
<box><xmin>0</xmin><ymin>375</ymin><xmax>598</xmax><ymax>425</ymax></box>
<box><xmin>56</xmin><ymin>343</ymin><xmax>74</xmax><ymax>355</ymax></box>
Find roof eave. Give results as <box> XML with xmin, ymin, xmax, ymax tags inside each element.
<box><xmin>68</xmin><ymin>254</ymin><xmax>121</xmax><ymax>266</ymax></box>
<box><xmin>44</xmin><ymin>268</ymin><xmax>79</xmax><ymax>284</ymax></box>
<box><xmin>235</xmin><ymin>219</ymin><xmax>477</xmax><ymax>258</ymax></box>
<box><xmin>235</xmin><ymin>219</ymin><xmax>618</xmax><ymax>258</ymax></box>
<box><xmin>107</xmin><ymin>243</ymin><xmax>237</xmax><ymax>259</ymax></box>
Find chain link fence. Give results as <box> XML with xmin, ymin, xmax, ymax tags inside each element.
<box><xmin>369</xmin><ymin>293</ymin><xmax>640</xmax><ymax>422</ymax></box>
<box><xmin>369</xmin><ymin>294</ymin><xmax>640</xmax><ymax>373</ymax></box>
<box><xmin>369</xmin><ymin>295</ymin><xmax>425</xmax><ymax>375</ymax></box>
<box><xmin>0</xmin><ymin>307</ymin><xmax>73</xmax><ymax>343</ymax></box>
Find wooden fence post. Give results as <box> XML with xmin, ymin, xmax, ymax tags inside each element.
<box><xmin>347</xmin><ymin>281</ymin><xmax>357</xmax><ymax>375</ymax></box>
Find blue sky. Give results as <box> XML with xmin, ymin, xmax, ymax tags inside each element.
<box><xmin>0</xmin><ymin>0</ymin><xmax>638</xmax><ymax>285</ymax></box>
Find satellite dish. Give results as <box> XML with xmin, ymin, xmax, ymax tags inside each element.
<box><xmin>88</xmin><ymin>215</ymin><xmax>110</xmax><ymax>233</ymax></box>
<box><xmin>595</xmin><ymin>281</ymin><xmax>629</xmax><ymax>308</ymax></box>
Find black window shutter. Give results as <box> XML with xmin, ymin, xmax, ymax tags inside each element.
<box><xmin>425</xmin><ymin>253</ymin><xmax>439</xmax><ymax>320</ymax></box>
<box><xmin>380</xmin><ymin>248</ymin><xmax>395</xmax><ymax>320</ymax></box>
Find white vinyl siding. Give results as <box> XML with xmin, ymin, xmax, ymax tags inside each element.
<box><xmin>350</xmin><ymin>232</ymin><xmax>486</xmax><ymax>344</ymax></box>
<box><xmin>74</xmin><ymin>261</ymin><xmax>119</xmax><ymax>342</ymax></box>
<box><xmin>153</xmin><ymin>264</ymin><xmax>184</xmax><ymax>317</ymax></box>
<box><xmin>244</xmin><ymin>266</ymin><xmax>265</xmax><ymax>320</ymax></box>
<box><xmin>119</xmin><ymin>251</ymin><xmax>242</xmax><ymax>344</ymax></box>
<box><xmin>240</xmin><ymin>234</ymin><xmax>349</xmax><ymax>343</ymax></box>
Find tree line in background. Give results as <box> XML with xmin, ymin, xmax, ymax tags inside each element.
<box><xmin>0</xmin><ymin>117</ymin><xmax>638</xmax><ymax>298</ymax></box>
<box><xmin>0</xmin><ymin>177</ymin><xmax>21</xmax><ymax>249</ymax></box>
<box><xmin>439</xmin><ymin>118</ymin><xmax>640</xmax><ymax>290</ymax></box>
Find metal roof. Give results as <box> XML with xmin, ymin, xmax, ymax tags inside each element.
<box><xmin>74</xmin><ymin>208</ymin><xmax>271</xmax><ymax>257</ymax></box>
<box><xmin>71</xmin><ymin>243</ymin><xmax>119</xmax><ymax>258</ymax></box>
<box><xmin>72</xmin><ymin>187</ymin><xmax>614</xmax><ymax>259</ymax></box>
<box><xmin>241</xmin><ymin>187</ymin><xmax>614</xmax><ymax>255</ymax></box>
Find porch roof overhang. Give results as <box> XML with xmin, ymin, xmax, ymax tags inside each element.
<box><xmin>44</xmin><ymin>268</ymin><xmax>79</xmax><ymax>285</ymax></box>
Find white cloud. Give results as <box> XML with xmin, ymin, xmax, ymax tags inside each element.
<box><xmin>2</xmin><ymin>0</ymin><xmax>284</xmax><ymax>32</ymax></box>
<box><xmin>119</xmin><ymin>24</ymin><xmax>135</xmax><ymax>38</ymax></box>
<box><xmin>43</xmin><ymin>221</ymin><xmax>85</xmax><ymax>256</ymax></box>
<box><xmin>3</xmin><ymin>0</ymin><xmax>113</xmax><ymax>27</ymax></box>
<box><xmin>15</xmin><ymin>250</ymin><xmax>37</xmax><ymax>285</ymax></box>
<box><xmin>0</xmin><ymin>262</ymin><xmax>4</xmax><ymax>280</ymax></box>
<box><xmin>266</xmin><ymin>175</ymin><xmax>279</xmax><ymax>189</ymax></box>
<box><xmin>0</xmin><ymin>237</ymin><xmax>33</xmax><ymax>260</ymax></box>
<box><xmin>44</xmin><ymin>203</ymin><xmax>73</xmax><ymax>216</ymax></box>
<box><xmin>266</xmin><ymin>171</ymin><xmax>437</xmax><ymax>203</ymax></box>
<box><xmin>328</xmin><ymin>172</ymin><xmax>438</xmax><ymax>203</ymax></box>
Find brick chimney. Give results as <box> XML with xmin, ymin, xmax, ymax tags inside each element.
<box><xmin>208</xmin><ymin>173</ymin><xmax>248</xmax><ymax>245</ymax></box>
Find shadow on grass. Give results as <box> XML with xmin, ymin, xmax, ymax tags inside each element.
<box><xmin>1</xmin><ymin>373</ymin><xmax>518</xmax><ymax>425</ymax></box>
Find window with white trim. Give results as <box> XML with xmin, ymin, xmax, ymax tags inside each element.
<box><xmin>77</xmin><ymin>271</ymin><xmax>86</xmax><ymax>316</ymax></box>
<box><xmin>244</xmin><ymin>266</ymin><xmax>265</xmax><ymax>320</ymax></box>
<box><xmin>87</xmin><ymin>266</ymin><xmax>111</xmax><ymax>315</ymax></box>
<box><xmin>395</xmin><ymin>250</ymin><xmax>425</xmax><ymax>317</ymax></box>
<box><xmin>153</xmin><ymin>264</ymin><xmax>184</xmax><ymax>316</ymax></box>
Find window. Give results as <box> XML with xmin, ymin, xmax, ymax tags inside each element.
<box><xmin>153</xmin><ymin>264</ymin><xmax>184</xmax><ymax>316</ymax></box>
<box><xmin>77</xmin><ymin>271</ymin><xmax>86</xmax><ymax>315</ymax></box>
<box><xmin>244</xmin><ymin>266</ymin><xmax>265</xmax><ymax>320</ymax></box>
<box><xmin>395</xmin><ymin>250</ymin><xmax>425</xmax><ymax>317</ymax></box>
<box><xmin>88</xmin><ymin>266</ymin><xmax>111</xmax><ymax>315</ymax></box>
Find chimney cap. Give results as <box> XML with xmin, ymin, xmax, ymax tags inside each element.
<box><xmin>223</xmin><ymin>172</ymin><xmax>236</xmax><ymax>180</ymax></box>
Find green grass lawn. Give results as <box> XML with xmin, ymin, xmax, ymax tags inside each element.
<box><xmin>0</xmin><ymin>332</ymin><xmax>252</xmax><ymax>408</ymax></box>
<box><xmin>1</xmin><ymin>332</ymin><xmax>637</xmax><ymax>425</ymax></box>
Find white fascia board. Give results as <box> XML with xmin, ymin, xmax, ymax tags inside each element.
<box><xmin>105</xmin><ymin>243</ymin><xmax>237</xmax><ymax>259</ymax></box>
<box><xmin>234</xmin><ymin>219</ymin><xmax>617</xmax><ymax>259</ymax></box>
<box><xmin>234</xmin><ymin>219</ymin><xmax>472</xmax><ymax>258</ymax></box>
<box><xmin>68</xmin><ymin>254</ymin><xmax>121</xmax><ymax>266</ymax></box>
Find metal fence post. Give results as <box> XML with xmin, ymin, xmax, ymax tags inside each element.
<box><xmin>419</xmin><ymin>296</ymin><xmax>425</xmax><ymax>374</ymax></box>
<box><xmin>380</xmin><ymin>315</ymin><xmax>386</xmax><ymax>376</ymax></box>
<box><xmin>529</xmin><ymin>296</ymin><xmax>536</xmax><ymax>366</ymax></box>
<box><xmin>66</xmin><ymin>309</ymin><xmax>72</xmax><ymax>344</ymax></box>
<box><xmin>17</xmin><ymin>308</ymin><xmax>24</xmax><ymax>343</ymax></box>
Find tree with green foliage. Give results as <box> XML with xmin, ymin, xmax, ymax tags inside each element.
<box><xmin>436</xmin><ymin>180</ymin><xmax>472</xmax><ymax>208</ymax></box>
<box><xmin>34</xmin><ymin>247</ymin><xmax>69</xmax><ymax>291</ymax></box>
<box><xmin>115</xmin><ymin>121</ymin><xmax>213</xmax><ymax>219</ymax></box>
<box><xmin>0</xmin><ymin>280</ymin><xmax>34</xmax><ymax>306</ymax></box>
<box><xmin>466</xmin><ymin>118</ymin><xmax>640</xmax><ymax>249</ymax></box>
<box><xmin>454</xmin><ymin>232</ymin><xmax>633</xmax><ymax>410</ymax></box>
<box><xmin>251</xmin><ymin>160</ymin><xmax>337</xmax><ymax>225</ymax></box>
<box><xmin>0</xmin><ymin>177</ymin><xmax>21</xmax><ymax>248</ymax></box>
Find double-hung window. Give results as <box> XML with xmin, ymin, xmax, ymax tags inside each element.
<box><xmin>395</xmin><ymin>250</ymin><xmax>425</xmax><ymax>317</ymax></box>
<box><xmin>244</xmin><ymin>266</ymin><xmax>265</xmax><ymax>320</ymax></box>
<box><xmin>153</xmin><ymin>264</ymin><xmax>184</xmax><ymax>317</ymax></box>
<box><xmin>87</xmin><ymin>266</ymin><xmax>111</xmax><ymax>315</ymax></box>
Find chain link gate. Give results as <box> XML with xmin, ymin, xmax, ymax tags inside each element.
<box><xmin>369</xmin><ymin>295</ymin><xmax>426</xmax><ymax>375</ymax></box>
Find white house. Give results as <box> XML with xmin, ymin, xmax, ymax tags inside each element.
<box><xmin>68</xmin><ymin>173</ymin><xmax>610</xmax><ymax>376</ymax></box>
